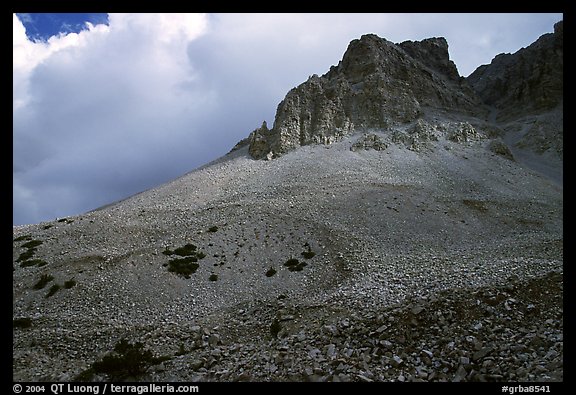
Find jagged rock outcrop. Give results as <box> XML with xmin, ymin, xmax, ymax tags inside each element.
<box><xmin>467</xmin><ymin>20</ymin><xmax>562</xmax><ymax>180</ymax></box>
<box><xmin>246</xmin><ymin>34</ymin><xmax>484</xmax><ymax>159</ymax></box>
<box><xmin>467</xmin><ymin>21</ymin><xmax>563</xmax><ymax>121</ymax></box>
<box><xmin>350</xmin><ymin>133</ymin><xmax>388</xmax><ymax>152</ymax></box>
<box><xmin>488</xmin><ymin>138</ymin><xmax>515</xmax><ymax>161</ymax></box>
<box><xmin>398</xmin><ymin>37</ymin><xmax>461</xmax><ymax>82</ymax></box>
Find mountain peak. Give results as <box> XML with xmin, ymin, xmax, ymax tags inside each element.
<box><xmin>247</xmin><ymin>33</ymin><xmax>481</xmax><ymax>159</ymax></box>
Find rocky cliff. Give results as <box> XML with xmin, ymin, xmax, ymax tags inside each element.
<box><xmin>467</xmin><ymin>20</ymin><xmax>563</xmax><ymax>176</ymax></box>
<box><xmin>247</xmin><ymin>34</ymin><xmax>483</xmax><ymax>159</ymax></box>
<box><xmin>467</xmin><ymin>21</ymin><xmax>563</xmax><ymax>121</ymax></box>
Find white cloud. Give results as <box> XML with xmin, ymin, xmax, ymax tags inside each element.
<box><xmin>13</xmin><ymin>13</ymin><xmax>562</xmax><ymax>225</ymax></box>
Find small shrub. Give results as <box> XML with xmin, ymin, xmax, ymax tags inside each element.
<box><xmin>22</xmin><ymin>240</ymin><xmax>43</xmax><ymax>249</ymax></box>
<box><xmin>208</xmin><ymin>226</ymin><xmax>219</xmax><ymax>233</ymax></box>
<box><xmin>284</xmin><ymin>258</ymin><xmax>307</xmax><ymax>272</ymax></box>
<box><xmin>173</xmin><ymin>244</ymin><xmax>197</xmax><ymax>256</ymax></box>
<box><xmin>87</xmin><ymin>339</ymin><xmax>168</xmax><ymax>380</ymax></box>
<box><xmin>33</xmin><ymin>274</ymin><xmax>54</xmax><ymax>290</ymax></box>
<box><xmin>20</xmin><ymin>259</ymin><xmax>48</xmax><ymax>268</ymax></box>
<box><xmin>164</xmin><ymin>244</ymin><xmax>206</xmax><ymax>278</ymax></box>
<box><xmin>64</xmin><ymin>279</ymin><xmax>77</xmax><ymax>289</ymax></box>
<box><xmin>45</xmin><ymin>284</ymin><xmax>61</xmax><ymax>298</ymax></box>
<box><xmin>168</xmin><ymin>257</ymin><xmax>200</xmax><ymax>278</ymax></box>
<box><xmin>208</xmin><ymin>274</ymin><xmax>218</xmax><ymax>281</ymax></box>
<box><xmin>270</xmin><ymin>318</ymin><xmax>281</xmax><ymax>338</ymax></box>
<box><xmin>43</xmin><ymin>224</ymin><xmax>53</xmax><ymax>230</ymax></box>
<box><xmin>57</xmin><ymin>218</ymin><xmax>67</xmax><ymax>223</ymax></box>
<box><xmin>301</xmin><ymin>250</ymin><xmax>316</xmax><ymax>259</ymax></box>
<box><xmin>14</xmin><ymin>235</ymin><xmax>32</xmax><ymax>242</ymax></box>
<box><xmin>284</xmin><ymin>258</ymin><xmax>300</xmax><ymax>267</ymax></box>
<box><xmin>16</xmin><ymin>249</ymin><xmax>36</xmax><ymax>263</ymax></box>
<box><xmin>13</xmin><ymin>317</ymin><xmax>32</xmax><ymax>329</ymax></box>
<box><xmin>265</xmin><ymin>268</ymin><xmax>277</xmax><ymax>277</ymax></box>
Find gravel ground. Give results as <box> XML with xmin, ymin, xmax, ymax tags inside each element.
<box><xmin>13</xmin><ymin>126</ymin><xmax>562</xmax><ymax>382</ymax></box>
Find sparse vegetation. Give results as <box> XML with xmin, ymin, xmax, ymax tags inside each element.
<box><xmin>33</xmin><ymin>274</ymin><xmax>54</xmax><ymax>290</ymax></box>
<box><xmin>16</xmin><ymin>238</ymin><xmax>44</xmax><ymax>266</ymax></box>
<box><xmin>43</xmin><ymin>224</ymin><xmax>53</xmax><ymax>230</ymax></box>
<box><xmin>209</xmin><ymin>274</ymin><xmax>218</xmax><ymax>281</ymax></box>
<box><xmin>301</xmin><ymin>246</ymin><xmax>316</xmax><ymax>259</ymax></box>
<box><xmin>20</xmin><ymin>259</ymin><xmax>48</xmax><ymax>268</ymax></box>
<box><xmin>284</xmin><ymin>258</ymin><xmax>307</xmax><ymax>272</ymax></box>
<box><xmin>270</xmin><ymin>318</ymin><xmax>281</xmax><ymax>338</ymax></box>
<box><xmin>163</xmin><ymin>243</ymin><xmax>207</xmax><ymax>278</ymax></box>
<box><xmin>16</xmin><ymin>249</ymin><xmax>37</xmax><ymax>263</ymax></box>
<box><xmin>45</xmin><ymin>284</ymin><xmax>61</xmax><ymax>298</ymax></box>
<box><xmin>64</xmin><ymin>279</ymin><xmax>77</xmax><ymax>289</ymax></box>
<box><xmin>22</xmin><ymin>240</ymin><xmax>43</xmax><ymax>249</ymax></box>
<box><xmin>208</xmin><ymin>226</ymin><xmax>219</xmax><ymax>233</ymax></box>
<box><xmin>78</xmin><ymin>339</ymin><xmax>169</xmax><ymax>381</ymax></box>
<box><xmin>14</xmin><ymin>235</ymin><xmax>32</xmax><ymax>242</ymax></box>
<box><xmin>13</xmin><ymin>317</ymin><xmax>32</xmax><ymax>329</ymax></box>
<box><xmin>168</xmin><ymin>257</ymin><xmax>200</xmax><ymax>278</ymax></box>
<box><xmin>265</xmin><ymin>268</ymin><xmax>277</xmax><ymax>277</ymax></box>
<box><xmin>173</xmin><ymin>244</ymin><xmax>197</xmax><ymax>256</ymax></box>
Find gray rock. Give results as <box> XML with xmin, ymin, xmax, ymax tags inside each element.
<box><xmin>488</xmin><ymin>139</ymin><xmax>514</xmax><ymax>161</ymax></box>
<box><xmin>473</xmin><ymin>347</ymin><xmax>493</xmax><ymax>361</ymax></box>
<box><xmin>246</xmin><ymin>33</ymin><xmax>483</xmax><ymax>159</ymax></box>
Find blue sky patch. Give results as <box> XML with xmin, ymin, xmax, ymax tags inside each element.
<box><xmin>16</xmin><ymin>13</ymin><xmax>109</xmax><ymax>41</ymax></box>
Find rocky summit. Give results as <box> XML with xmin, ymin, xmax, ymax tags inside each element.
<box><xmin>13</xmin><ymin>22</ymin><xmax>562</xmax><ymax>383</ymax></box>
<box><xmin>244</xmin><ymin>33</ymin><xmax>483</xmax><ymax>159</ymax></box>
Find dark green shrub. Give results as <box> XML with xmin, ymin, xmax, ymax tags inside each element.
<box><xmin>87</xmin><ymin>339</ymin><xmax>168</xmax><ymax>380</ymax></box>
<box><xmin>33</xmin><ymin>274</ymin><xmax>54</xmax><ymax>290</ymax></box>
<box><xmin>270</xmin><ymin>318</ymin><xmax>281</xmax><ymax>338</ymax></box>
<box><xmin>301</xmin><ymin>250</ymin><xmax>316</xmax><ymax>259</ymax></box>
<box><xmin>208</xmin><ymin>226</ymin><xmax>218</xmax><ymax>233</ymax></box>
<box><xmin>173</xmin><ymin>244</ymin><xmax>197</xmax><ymax>256</ymax></box>
<box><xmin>20</xmin><ymin>259</ymin><xmax>48</xmax><ymax>268</ymax></box>
<box><xmin>43</xmin><ymin>224</ymin><xmax>53</xmax><ymax>230</ymax></box>
<box><xmin>284</xmin><ymin>258</ymin><xmax>300</xmax><ymax>267</ymax></box>
<box><xmin>45</xmin><ymin>284</ymin><xmax>61</xmax><ymax>298</ymax></box>
<box><xmin>64</xmin><ymin>279</ymin><xmax>77</xmax><ymax>289</ymax></box>
<box><xmin>164</xmin><ymin>243</ymin><xmax>206</xmax><ymax>278</ymax></box>
<box><xmin>168</xmin><ymin>257</ymin><xmax>200</xmax><ymax>278</ymax></box>
<box><xmin>16</xmin><ymin>249</ymin><xmax>36</xmax><ymax>263</ymax></box>
<box><xmin>22</xmin><ymin>240</ymin><xmax>43</xmax><ymax>249</ymax></box>
<box><xmin>13</xmin><ymin>317</ymin><xmax>32</xmax><ymax>329</ymax></box>
<box><xmin>14</xmin><ymin>235</ymin><xmax>32</xmax><ymax>242</ymax></box>
<box><xmin>208</xmin><ymin>274</ymin><xmax>218</xmax><ymax>281</ymax></box>
<box><xmin>265</xmin><ymin>268</ymin><xmax>277</xmax><ymax>277</ymax></box>
<box><xmin>284</xmin><ymin>258</ymin><xmax>307</xmax><ymax>272</ymax></box>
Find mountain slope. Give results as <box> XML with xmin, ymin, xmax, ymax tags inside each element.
<box><xmin>13</xmin><ymin>27</ymin><xmax>562</xmax><ymax>382</ymax></box>
<box><xmin>467</xmin><ymin>21</ymin><xmax>563</xmax><ymax>185</ymax></box>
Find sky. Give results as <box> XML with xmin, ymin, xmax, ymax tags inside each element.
<box><xmin>13</xmin><ymin>13</ymin><xmax>562</xmax><ymax>226</ymax></box>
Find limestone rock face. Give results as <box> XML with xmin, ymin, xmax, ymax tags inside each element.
<box><xmin>350</xmin><ymin>133</ymin><xmax>388</xmax><ymax>152</ymax></box>
<box><xmin>247</xmin><ymin>33</ymin><xmax>483</xmax><ymax>159</ymax></box>
<box><xmin>467</xmin><ymin>21</ymin><xmax>563</xmax><ymax>121</ymax></box>
<box><xmin>398</xmin><ymin>37</ymin><xmax>461</xmax><ymax>82</ymax></box>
